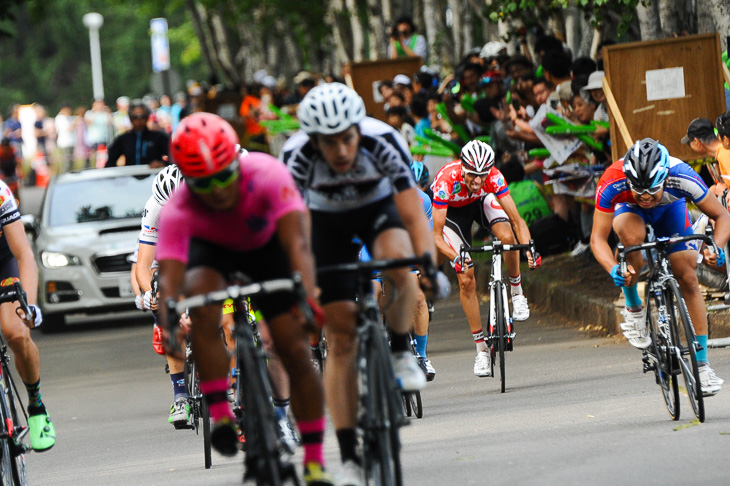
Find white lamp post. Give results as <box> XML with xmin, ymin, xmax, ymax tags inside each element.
<box><xmin>83</xmin><ymin>12</ymin><xmax>105</xmax><ymax>101</ymax></box>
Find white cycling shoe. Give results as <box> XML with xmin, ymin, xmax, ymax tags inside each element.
<box><xmin>512</xmin><ymin>295</ymin><xmax>530</xmax><ymax>321</ymax></box>
<box><xmin>699</xmin><ymin>365</ymin><xmax>723</xmax><ymax>397</ymax></box>
<box><xmin>473</xmin><ymin>351</ymin><xmax>491</xmax><ymax>377</ymax></box>
<box><xmin>392</xmin><ymin>351</ymin><xmax>427</xmax><ymax>391</ymax></box>
<box><xmin>620</xmin><ymin>307</ymin><xmax>651</xmax><ymax>349</ymax></box>
<box><xmin>336</xmin><ymin>459</ymin><xmax>364</xmax><ymax>486</ymax></box>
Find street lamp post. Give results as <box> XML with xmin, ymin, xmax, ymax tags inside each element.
<box><xmin>83</xmin><ymin>12</ymin><xmax>105</xmax><ymax>101</ymax></box>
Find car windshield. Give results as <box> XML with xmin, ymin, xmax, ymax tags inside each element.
<box><xmin>48</xmin><ymin>173</ymin><xmax>156</xmax><ymax>226</ymax></box>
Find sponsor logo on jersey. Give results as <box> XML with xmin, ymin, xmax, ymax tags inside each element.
<box><xmin>452</xmin><ymin>182</ymin><xmax>462</xmax><ymax>194</ymax></box>
<box><xmin>281</xmin><ymin>184</ymin><xmax>298</xmax><ymax>202</ymax></box>
<box><xmin>0</xmin><ymin>277</ymin><xmax>19</xmax><ymax>287</ymax></box>
<box><xmin>437</xmin><ymin>190</ymin><xmax>447</xmax><ymax>201</ymax></box>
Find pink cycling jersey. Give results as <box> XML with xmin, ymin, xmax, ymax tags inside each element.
<box><xmin>156</xmin><ymin>152</ymin><xmax>306</xmax><ymax>264</ymax></box>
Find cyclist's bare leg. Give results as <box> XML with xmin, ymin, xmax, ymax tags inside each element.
<box><xmin>221</xmin><ymin>313</ymin><xmax>236</xmax><ymax>384</ymax></box>
<box><xmin>612</xmin><ymin>213</ymin><xmax>647</xmax><ymax>288</ymax></box>
<box><xmin>456</xmin><ymin>268</ymin><xmax>481</xmax><ymax>333</ymax></box>
<box><xmin>266</xmin><ymin>312</ymin><xmax>325</xmax><ymax>421</ymax></box>
<box><xmin>491</xmin><ymin>221</ymin><xmax>520</xmax><ymax>279</ymax></box>
<box><xmin>412</xmin><ymin>275</ymin><xmax>429</xmax><ymax>337</ymax></box>
<box><xmin>166</xmin><ymin>355</ymin><xmax>185</xmax><ymax>374</ymax></box>
<box><xmin>0</xmin><ymin>302</ymin><xmax>40</xmax><ymax>383</ymax></box>
<box><xmin>670</xmin><ymin>249</ymin><xmax>708</xmax><ymax>335</ymax></box>
<box><xmin>183</xmin><ymin>268</ymin><xmax>230</xmax><ymax>383</ymax></box>
<box><xmin>257</xmin><ymin>320</ymin><xmax>291</xmax><ymax>401</ymax></box>
<box><xmin>322</xmin><ymin>301</ymin><xmax>359</xmax><ymax>430</ymax></box>
<box><xmin>373</xmin><ymin>228</ymin><xmax>418</xmax><ymax>334</ymax></box>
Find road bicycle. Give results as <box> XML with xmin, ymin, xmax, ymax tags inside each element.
<box><xmin>0</xmin><ymin>278</ymin><xmax>33</xmax><ymax>485</ymax></box>
<box><xmin>168</xmin><ymin>276</ymin><xmax>307</xmax><ymax>485</ymax></box>
<box><xmin>617</xmin><ymin>231</ymin><xmax>716</xmax><ymax>423</ymax></box>
<box><xmin>319</xmin><ymin>255</ymin><xmax>436</xmax><ymax>486</ymax></box>
<box><xmin>460</xmin><ymin>239</ymin><xmax>536</xmax><ymax>393</ymax></box>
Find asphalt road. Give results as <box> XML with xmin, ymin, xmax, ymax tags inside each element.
<box><xmin>18</xmin><ymin>296</ymin><xmax>730</xmax><ymax>485</ymax></box>
<box><xmin>16</xmin><ymin>185</ymin><xmax>730</xmax><ymax>484</ymax></box>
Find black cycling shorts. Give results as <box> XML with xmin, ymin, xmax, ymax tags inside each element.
<box><xmin>312</xmin><ymin>195</ymin><xmax>404</xmax><ymax>305</ymax></box>
<box><xmin>444</xmin><ymin>195</ymin><xmax>508</xmax><ymax>245</ymax></box>
<box><xmin>0</xmin><ymin>256</ymin><xmax>19</xmax><ymax>280</ymax></box>
<box><xmin>187</xmin><ymin>236</ymin><xmax>296</xmax><ymax>321</ymax></box>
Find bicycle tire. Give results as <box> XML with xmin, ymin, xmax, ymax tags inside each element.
<box><xmin>238</xmin><ymin>331</ymin><xmax>285</xmax><ymax>486</ymax></box>
<box><xmin>0</xmin><ymin>387</ymin><xmax>14</xmax><ymax>486</ymax></box>
<box><xmin>362</xmin><ymin>325</ymin><xmax>403</xmax><ymax>486</ymax></box>
<box><xmin>411</xmin><ymin>391</ymin><xmax>423</xmax><ymax>419</ymax></box>
<box><xmin>666</xmin><ymin>280</ymin><xmax>705</xmax><ymax>423</ymax></box>
<box><xmin>495</xmin><ymin>281</ymin><xmax>507</xmax><ymax>393</ymax></box>
<box><xmin>402</xmin><ymin>393</ymin><xmax>412</xmax><ymax>417</ymax></box>
<box><xmin>198</xmin><ymin>379</ymin><xmax>212</xmax><ymax>469</ymax></box>
<box><xmin>645</xmin><ymin>292</ymin><xmax>679</xmax><ymax>420</ymax></box>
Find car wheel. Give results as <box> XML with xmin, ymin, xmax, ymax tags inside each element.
<box><xmin>40</xmin><ymin>313</ymin><xmax>66</xmax><ymax>334</ymax></box>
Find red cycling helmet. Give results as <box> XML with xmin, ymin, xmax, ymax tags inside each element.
<box><xmin>170</xmin><ymin>112</ymin><xmax>239</xmax><ymax>178</ymax></box>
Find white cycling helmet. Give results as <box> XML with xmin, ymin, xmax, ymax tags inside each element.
<box><xmin>297</xmin><ymin>82</ymin><xmax>366</xmax><ymax>135</ymax></box>
<box><xmin>460</xmin><ymin>140</ymin><xmax>495</xmax><ymax>174</ymax></box>
<box><xmin>152</xmin><ymin>165</ymin><xmax>183</xmax><ymax>204</ymax></box>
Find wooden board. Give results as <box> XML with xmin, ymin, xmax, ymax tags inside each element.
<box><xmin>349</xmin><ymin>58</ymin><xmax>423</xmax><ymax>121</ymax></box>
<box><xmin>603</xmin><ymin>33</ymin><xmax>726</xmax><ymax>162</ymax></box>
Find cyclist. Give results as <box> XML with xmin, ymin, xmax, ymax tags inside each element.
<box><xmin>431</xmin><ymin>139</ymin><xmax>538</xmax><ymax>378</ymax></box>
<box><xmin>590</xmin><ymin>138</ymin><xmax>729</xmax><ymax>396</ymax></box>
<box><xmin>281</xmin><ymin>82</ymin><xmax>436</xmax><ymax>485</ymax></box>
<box><xmin>0</xmin><ymin>178</ymin><xmax>55</xmax><ymax>451</ymax></box>
<box><xmin>157</xmin><ymin>113</ymin><xmax>332</xmax><ymax>485</ymax></box>
<box><xmin>134</xmin><ymin>165</ymin><xmax>195</xmax><ymax>427</ymax></box>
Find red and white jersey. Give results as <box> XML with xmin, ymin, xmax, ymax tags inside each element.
<box><xmin>430</xmin><ymin>160</ymin><xmax>509</xmax><ymax>208</ymax></box>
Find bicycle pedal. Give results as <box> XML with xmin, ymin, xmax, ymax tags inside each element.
<box><xmin>173</xmin><ymin>423</ymin><xmax>194</xmax><ymax>430</ymax></box>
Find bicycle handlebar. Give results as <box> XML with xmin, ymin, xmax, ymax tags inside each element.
<box><xmin>0</xmin><ymin>279</ymin><xmax>32</xmax><ymax>322</ymax></box>
<box><xmin>617</xmin><ymin>233</ymin><xmax>719</xmax><ymax>275</ymax></box>
<box><xmin>151</xmin><ymin>270</ymin><xmax>159</xmax><ymax>308</ymax></box>
<box><xmin>165</xmin><ymin>274</ymin><xmax>306</xmax><ymax>353</ymax></box>
<box><xmin>317</xmin><ymin>254</ymin><xmax>436</xmax><ymax>280</ymax></box>
<box><xmin>460</xmin><ymin>239</ymin><xmax>537</xmax><ymax>260</ymax></box>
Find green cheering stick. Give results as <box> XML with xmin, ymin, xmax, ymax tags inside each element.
<box><xmin>259</xmin><ymin>119</ymin><xmax>300</xmax><ymax>135</ymax></box>
<box><xmin>435</xmin><ymin>102</ymin><xmax>471</xmax><ymax>144</ymax></box>
<box><xmin>528</xmin><ymin>148</ymin><xmax>551</xmax><ymax>159</ymax></box>
<box><xmin>544</xmin><ymin>112</ymin><xmax>603</xmax><ymax>151</ymax></box>
<box><xmin>410</xmin><ymin>145</ymin><xmax>455</xmax><ymax>157</ymax></box>
<box><xmin>423</xmin><ymin>128</ymin><xmax>462</xmax><ymax>154</ymax></box>
<box><xmin>268</xmin><ymin>104</ymin><xmax>296</xmax><ymax>122</ymax></box>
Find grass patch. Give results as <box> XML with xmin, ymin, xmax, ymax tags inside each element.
<box><xmin>673</xmin><ymin>419</ymin><xmax>701</xmax><ymax>431</ymax></box>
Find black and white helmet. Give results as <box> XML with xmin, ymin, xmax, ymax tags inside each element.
<box><xmin>297</xmin><ymin>82</ymin><xmax>366</xmax><ymax>135</ymax></box>
<box><xmin>460</xmin><ymin>140</ymin><xmax>495</xmax><ymax>173</ymax></box>
<box><xmin>152</xmin><ymin>165</ymin><xmax>183</xmax><ymax>204</ymax></box>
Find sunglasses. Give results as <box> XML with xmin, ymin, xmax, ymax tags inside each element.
<box><xmin>186</xmin><ymin>159</ymin><xmax>239</xmax><ymax>193</ymax></box>
<box><xmin>463</xmin><ymin>168</ymin><xmax>490</xmax><ymax>178</ymax></box>
<box><xmin>629</xmin><ymin>182</ymin><xmax>663</xmax><ymax>196</ymax></box>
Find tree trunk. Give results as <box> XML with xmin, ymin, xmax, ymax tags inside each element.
<box><xmin>636</xmin><ymin>1</ymin><xmax>662</xmax><ymax>40</ymax></box>
<box><xmin>344</xmin><ymin>0</ymin><xmax>365</xmax><ymax>61</ymax></box>
<box><xmin>184</xmin><ymin>0</ymin><xmax>219</xmax><ymax>80</ymax></box>
<box><xmin>367</xmin><ymin>0</ymin><xmax>387</xmax><ymax>60</ymax></box>
<box><xmin>658</xmin><ymin>0</ymin><xmax>681</xmax><ymax>37</ymax></box>
<box><xmin>563</xmin><ymin>6</ymin><xmax>581</xmax><ymax>57</ymax></box>
<box><xmin>381</xmin><ymin>0</ymin><xmax>393</xmax><ymax>28</ymax></box>
<box><xmin>696</xmin><ymin>0</ymin><xmax>715</xmax><ymax>38</ymax></box>
<box><xmin>447</xmin><ymin>0</ymin><xmax>463</xmax><ymax>61</ymax></box>
<box><xmin>327</xmin><ymin>0</ymin><xmax>352</xmax><ymax>65</ymax></box>
<box><xmin>278</xmin><ymin>18</ymin><xmax>302</xmax><ymax>80</ymax></box>
<box><xmin>708</xmin><ymin>0</ymin><xmax>730</xmax><ymax>52</ymax></box>
<box><xmin>421</xmin><ymin>0</ymin><xmax>439</xmax><ymax>68</ymax></box>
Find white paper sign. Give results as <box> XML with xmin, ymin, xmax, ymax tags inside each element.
<box><xmin>645</xmin><ymin>67</ymin><xmax>685</xmax><ymax>101</ymax></box>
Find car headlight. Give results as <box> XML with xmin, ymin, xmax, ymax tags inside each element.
<box><xmin>41</xmin><ymin>251</ymin><xmax>82</xmax><ymax>268</ymax></box>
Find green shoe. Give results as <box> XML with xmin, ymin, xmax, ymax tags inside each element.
<box><xmin>28</xmin><ymin>411</ymin><xmax>56</xmax><ymax>452</ymax></box>
<box><xmin>168</xmin><ymin>398</ymin><xmax>191</xmax><ymax>425</ymax></box>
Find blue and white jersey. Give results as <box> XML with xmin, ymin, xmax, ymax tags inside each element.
<box><xmin>596</xmin><ymin>157</ymin><xmax>708</xmax><ymax>213</ymax></box>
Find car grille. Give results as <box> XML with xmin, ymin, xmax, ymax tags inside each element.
<box><xmin>93</xmin><ymin>253</ymin><xmax>133</xmax><ymax>274</ymax></box>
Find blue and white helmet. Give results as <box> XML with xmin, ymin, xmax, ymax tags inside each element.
<box><xmin>297</xmin><ymin>83</ymin><xmax>365</xmax><ymax>135</ymax></box>
<box><xmin>623</xmin><ymin>138</ymin><xmax>669</xmax><ymax>190</ymax></box>
<box><xmin>152</xmin><ymin>165</ymin><xmax>183</xmax><ymax>204</ymax></box>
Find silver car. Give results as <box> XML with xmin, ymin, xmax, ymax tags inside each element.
<box><xmin>26</xmin><ymin>166</ymin><xmax>159</xmax><ymax>331</ymax></box>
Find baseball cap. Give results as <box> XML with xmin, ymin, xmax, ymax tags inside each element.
<box><xmin>393</xmin><ymin>74</ymin><xmax>412</xmax><ymax>86</ymax></box>
<box><xmin>580</xmin><ymin>71</ymin><xmax>605</xmax><ymax>92</ymax></box>
<box><xmin>681</xmin><ymin>118</ymin><xmax>716</xmax><ymax>144</ymax></box>
<box><xmin>293</xmin><ymin>71</ymin><xmax>314</xmax><ymax>85</ymax></box>
<box><xmin>480</xmin><ymin>41</ymin><xmax>507</xmax><ymax>60</ymax></box>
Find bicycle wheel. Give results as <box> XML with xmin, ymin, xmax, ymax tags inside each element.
<box><xmin>238</xmin><ymin>336</ymin><xmax>285</xmax><ymax>485</ymax></box>
<box><xmin>410</xmin><ymin>391</ymin><xmax>423</xmax><ymax>419</ymax></box>
<box><xmin>494</xmin><ymin>281</ymin><xmax>507</xmax><ymax>393</ymax></box>
<box><xmin>362</xmin><ymin>325</ymin><xmax>403</xmax><ymax>486</ymax></box>
<box><xmin>0</xmin><ymin>388</ymin><xmax>14</xmax><ymax>486</ymax></box>
<box><xmin>666</xmin><ymin>280</ymin><xmax>705</xmax><ymax>423</ymax></box>
<box><xmin>402</xmin><ymin>393</ymin><xmax>412</xmax><ymax>417</ymax></box>
<box><xmin>645</xmin><ymin>292</ymin><xmax>679</xmax><ymax>420</ymax></box>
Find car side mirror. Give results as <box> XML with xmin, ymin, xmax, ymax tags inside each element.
<box><xmin>20</xmin><ymin>214</ymin><xmax>36</xmax><ymax>240</ymax></box>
